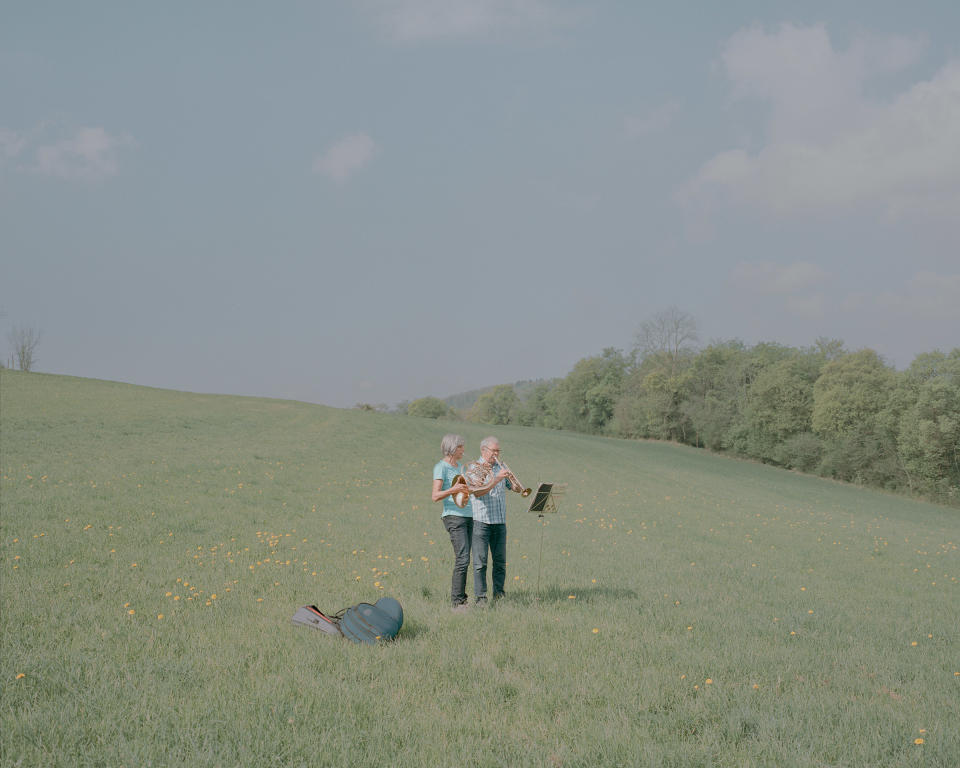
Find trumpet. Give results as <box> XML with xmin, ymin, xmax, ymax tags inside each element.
<box><xmin>498</xmin><ymin>458</ymin><xmax>532</xmax><ymax>497</ymax></box>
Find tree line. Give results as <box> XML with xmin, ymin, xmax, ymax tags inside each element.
<box><xmin>397</xmin><ymin>309</ymin><xmax>960</xmax><ymax>506</ymax></box>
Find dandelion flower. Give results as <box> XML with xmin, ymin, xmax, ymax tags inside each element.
<box><xmin>16</xmin><ymin>673</ymin><xmax>25</xmax><ymax>680</ymax></box>
<box><xmin>705</xmin><ymin>679</ymin><xmax>713</xmax><ymax>685</ymax></box>
<box><xmin>592</xmin><ymin>628</ymin><xmax>599</xmax><ymax>634</ymax></box>
<box><xmin>157</xmin><ymin>614</ymin><xmax>164</xmax><ymax>620</ymax></box>
<box><xmin>914</xmin><ymin>738</ymin><xmax>924</xmax><ymax>745</ymax></box>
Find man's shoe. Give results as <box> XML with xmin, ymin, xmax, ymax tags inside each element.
<box><xmin>451</xmin><ymin>603</ymin><xmax>470</xmax><ymax>614</ymax></box>
<box><xmin>474</xmin><ymin>596</ymin><xmax>488</xmax><ymax>608</ymax></box>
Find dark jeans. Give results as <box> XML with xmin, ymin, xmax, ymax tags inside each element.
<box><xmin>442</xmin><ymin>514</ymin><xmax>473</xmax><ymax>606</ymax></box>
<box><xmin>472</xmin><ymin>521</ymin><xmax>506</xmax><ymax>600</ymax></box>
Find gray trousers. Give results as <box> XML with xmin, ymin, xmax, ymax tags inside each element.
<box><xmin>442</xmin><ymin>514</ymin><xmax>473</xmax><ymax>606</ymax></box>
<box><xmin>472</xmin><ymin>521</ymin><xmax>506</xmax><ymax>599</ymax></box>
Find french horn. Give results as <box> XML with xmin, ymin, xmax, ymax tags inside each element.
<box><xmin>463</xmin><ymin>461</ymin><xmax>493</xmax><ymax>492</ymax></box>
<box><xmin>462</xmin><ymin>458</ymin><xmax>531</xmax><ymax>498</ymax></box>
<box><xmin>450</xmin><ymin>473</ymin><xmax>472</xmax><ymax>508</ymax></box>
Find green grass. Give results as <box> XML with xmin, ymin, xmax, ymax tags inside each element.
<box><xmin>2</xmin><ymin>369</ymin><xmax>958</xmax><ymax>767</ymax></box>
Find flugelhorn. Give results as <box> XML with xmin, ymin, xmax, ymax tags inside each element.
<box><xmin>498</xmin><ymin>458</ymin><xmax>532</xmax><ymax>497</ymax></box>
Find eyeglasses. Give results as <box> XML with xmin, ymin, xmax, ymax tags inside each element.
<box><xmin>483</xmin><ymin>447</ymin><xmax>501</xmax><ymax>454</ymax></box>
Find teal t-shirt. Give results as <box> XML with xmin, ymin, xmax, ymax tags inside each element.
<box><xmin>433</xmin><ymin>460</ymin><xmax>472</xmax><ymax>518</ymax></box>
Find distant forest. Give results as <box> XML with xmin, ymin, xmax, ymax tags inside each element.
<box><xmin>386</xmin><ymin>309</ymin><xmax>959</xmax><ymax>507</ymax></box>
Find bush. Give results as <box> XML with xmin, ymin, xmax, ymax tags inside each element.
<box><xmin>406</xmin><ymin>397</ymin><xmax>453</xmax><ymax>419</ymax></box>
<box><xmin>774</xmin><ymin>432</ymin><xmax>823</xmax><ymax>472</ymax></box>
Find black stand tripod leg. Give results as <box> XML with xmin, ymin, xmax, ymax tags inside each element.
<box><xmin>535</xmin><ymin>513</ymin><xmax>545</xmax><ymax>599</ymax></box>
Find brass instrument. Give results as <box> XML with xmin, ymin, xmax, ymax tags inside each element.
<box><xmin>463</xmin><ymin>461</ymin><xmax>493</xmax><ymax>491</ymax></box>
<box><xmin>450</xmin><ymin>461</ymin><xmax>494</xmax><ymax>508</ymax></box>
<box><xmin>449</xmin><ymin>473</ymin><xmax>472</xmax><ymax>509</ymax></box>
<box><xmin>498</xmin><ymin>458</ymin><xmax>532</xmax><ymax>497</ymax></box>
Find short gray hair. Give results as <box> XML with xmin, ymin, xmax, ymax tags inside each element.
<box><xmin>480</xmin><ymin>436</ymin><xmax>500</xmax><ymax>451</ymax></box>
<box><xmin>440</xmin><ymin>433</ymin><xmax>465</xmax><ymax>457</ymax></box>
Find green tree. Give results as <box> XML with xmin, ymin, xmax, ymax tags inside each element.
<box><xmin>895</xmin><ymin>349</ymin><xmax>960</xmax><ymax>499</ymax></box>
<box><xmin>678</xmin><ymin>341</ymin><xmax>750</xmax><ymax>449</ymax></box>
<box><xmin>407</xmin><ymin>397</ymin><xmax>453</xmax><ymax>419</ymax></box>
<box><xmin>514</xmin><ymin>381</ymin><xmax>560</xmax><ymax>428</ymax></box>
<box><xmin>554</xmin><ymin>348</ymin><xmax>628</xmax><ymax>433</ymax></box>
<box><xmin>740</xmin><ymin>352</ymin><xmax>821</xmax><ymax>464</ymax></box>
<box><xmin>813</xmin><ymin>350</ymin><xmax>897</xmax><ymax>484</ymax></box>
<box><xmin>721</xmin><ymin>342</ymin><xmax>796</xmax><ymax>456</ymax></box>
<box><xmin>613</xmin><ymin>365</ymin><xmax>690</xmax><ymax>441</ymax></box>
<box><xmin>471</xmin><ymin>384</ymin><xmax>518</xmax><ymax>425</ymax></box>
<box><xmin>812</xmin><ymin>350</ymin><xmax>895</xmax><ymax>439</ymax></box>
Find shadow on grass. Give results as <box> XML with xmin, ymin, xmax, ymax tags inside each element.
<box><xmin>501</xmin><ymin>585</ymin><xmax>639</xmax><ymax>607</ymax></box>
<box><xmin>397</xmin><ymin>616</ymin><xmax>429</xmax><ymax>640</ymax></box>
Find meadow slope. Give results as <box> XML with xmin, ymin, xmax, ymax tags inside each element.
<box><xmin>1</xmin><ymin>370</ymin><xmax>958</xmax><ymax>767</ymax></box>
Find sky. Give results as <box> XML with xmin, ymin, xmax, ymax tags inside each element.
<box><xmin>2</xmin><ymin>1</ymin><xmax>959</xmax><ymax>409</ymax></box>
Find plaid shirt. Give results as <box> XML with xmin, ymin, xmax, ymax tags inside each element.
<box><xmin>470</xmin><ymin>460</ymin><xmax>511</xmax><ymax>524</ymax></box>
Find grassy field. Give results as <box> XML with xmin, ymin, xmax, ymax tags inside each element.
<box><xmin>2</xmin><ymin>369</ymin><xmax>958</xmax><ymax>767</ymax></box>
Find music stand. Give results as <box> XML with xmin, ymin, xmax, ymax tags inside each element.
<box><xmin>527</xmin><ymin>483</ymin><xmax>567</xmax><ymax>597</ymax></box>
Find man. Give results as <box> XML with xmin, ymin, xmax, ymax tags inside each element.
<box><xmin>467</xmin><ymin>436</ymin><xmax>520</xmax><ymax>606</ymax></box>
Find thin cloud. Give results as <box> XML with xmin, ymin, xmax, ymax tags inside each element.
<box><xmin>364</xmin><ymin>0</ymin><xmax>574</xmax><ymax>41</ymax></box>
<box><xmin>313</xmin><ymin>133</ymin><xmax>377</xmax><ymax>183</ymax></box>
<box><xmin>840</xmin><ymin>271</ymin><xmax>960</xmax><ymax>363</ymax></box>
<box><xmin>872</xmin><ymin>271</ymin><xmax>960</xmax><ymax>322</ymax></box>
<box><xmin>732</xmin><ymin>260</ymin><xmax>828</xmax><ymax>295</ymax></box>
<box><xmin>34</xmin><ymin>127</ymin><xmax>135</xmax><ymax>180</ymax></box>
<box><xmin>680</xmin><ymin>24</ymin><xmax>959</xmax><ymax>220</ymax></box>
<box><xmin>0</xmin><ymin>128</ymin><xmax>26</xmax><ymax>160</ymax></box>
<box><xmin>624</xmin><ymin>101</ymin><xmax>681</xmax><ymax>140</ymax></box>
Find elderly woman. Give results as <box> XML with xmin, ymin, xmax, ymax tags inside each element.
<box><xmin>431</xmin><ymin>433</ymin><xmax>473</xmax><ymax>611</ymax></box>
